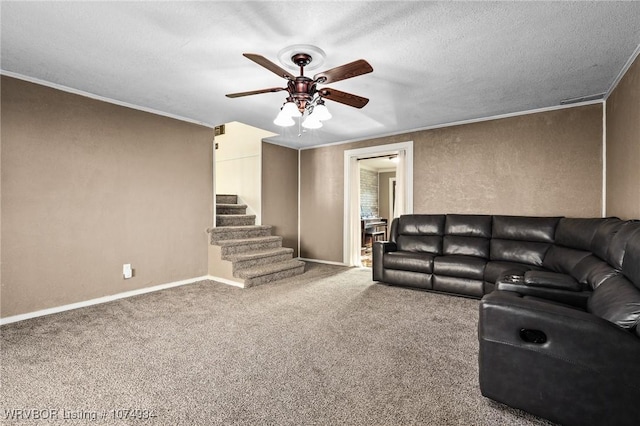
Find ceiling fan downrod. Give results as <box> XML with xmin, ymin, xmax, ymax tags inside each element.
<box><xmin>288</xmin><ymin>53</ymin><xmax>318</xmax><ymax>113</ymax></box>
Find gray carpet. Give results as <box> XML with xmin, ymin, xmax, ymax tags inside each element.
<box><xmin>1</xmin><ymin>263</ymin><xmax>553</xmax><ymax>425</ymax></box>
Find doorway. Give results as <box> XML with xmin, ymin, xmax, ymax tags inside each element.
<box><xmin>358</xmin><ymin>157</ymin><xmax>397</xmax><ymax>267</ymax></box>
<box><xmin>343</xmin><ymin>142</ymin><xmax>413</xmax><ymax>267</ymax></box>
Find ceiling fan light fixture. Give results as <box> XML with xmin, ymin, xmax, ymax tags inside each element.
<box><xmin>227</xmin><ymin>50</ymin><xmax>373</xmax><ymax>132</ymax></box>
<box><xmin>274</xmin><ymin>110</ymin><xmax>295</xmax><ymax>127</ymax></box>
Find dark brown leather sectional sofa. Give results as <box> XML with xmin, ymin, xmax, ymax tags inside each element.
<box><xmin>372</xmin><ymin>214</ymin><xmax>640</xmax><ymax>425</ymax></box>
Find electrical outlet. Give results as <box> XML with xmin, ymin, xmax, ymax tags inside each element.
<box><xmin>123</xmin><ymin>264</ymin><xmax>133</xmax><ymax>279</ymax></box>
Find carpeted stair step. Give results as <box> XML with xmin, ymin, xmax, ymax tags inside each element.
<box><xmin>208</xmin><ymin>225</ymin><xmax>272</xmax><ymax>243</ymax></box>
<box><xmin>215</xmin><ymin>236</ymin><xmax>283</xmax><ymax>256</ymax></box>
<box><xmin>216</xmin><ymin>194</ymin><xmax>237</xmax><ymax>204</ymax></box>
<box><xmin>236</xmin><ymin>259</ymin><xmax>306</xmax><ymax>288</ymax></box>
<box><xmin>217</xmin><ymin>214</ymin><xmax>256</xmax><ymax>227</ymax></box>
<box><xmin>217</xmin><ymin>203</ymin><xmax>248</xmax><ymax>215</ymax></box>
<box><xmin>226</xmin><ymin>247</ymin><xmax>294</xmax><ymax>272</ymax></box>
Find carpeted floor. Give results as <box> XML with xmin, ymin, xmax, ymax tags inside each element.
<box><xmin>1</xmin><ymin>263</ymin><xmax>553</xmax><ymax>425</ymax></box>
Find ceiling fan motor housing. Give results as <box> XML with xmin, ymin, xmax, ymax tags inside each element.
<box><xmin>291</xmin><ymin>53</ymin><xmax>313</xmax><ymax>68</ymax></box>
<box><xmin>288</xmin><ymin>77</ymin><xmax>316</xmax><ymax>112</ymax></box>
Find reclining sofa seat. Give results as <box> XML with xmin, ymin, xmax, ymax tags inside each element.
<box><xmin>479</xmin><ymin>223</ymin><xmax>640</xmax><ymax>426</ymax></box>
<box><xmin>496</xmin><ymin>217</ymin><xmax>627</xmax><ymax>307</ymax></box>
<box><xmin>485</xmin><ymin>215</ymin><xmax>559</xmax><ymax>292</ymax></box>
<box><xmin>376</xmin><ymin>214</ymin><xmax>445</xmax><ymax>290</ymax></box>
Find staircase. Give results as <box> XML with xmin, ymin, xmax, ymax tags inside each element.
<box><xmin>207</xmin><ymin>194</ymin><xmax>305</xmax><ymax>288</ymax></box>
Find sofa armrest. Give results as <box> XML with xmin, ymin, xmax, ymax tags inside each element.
<box><xmin>479</xmin><ymin>290</ymin><xmax>640</xmax><ymax>425</ymax></box>
<box><xmin>523</xmin><ymin>270</ymin><xmax>581</xmax><ymax>291</ymax></box>
<box><xmin>372</xmin><ymin>241</ymin><xmax>396</xmax><ymax>281</ymax></box>
<box><xmin>496</xmin><ymin>278</ymin><xmax>590</xmax><ymax>309</ymax></box>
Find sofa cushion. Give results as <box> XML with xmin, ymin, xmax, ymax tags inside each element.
<box><xmin>572</xmin><ymin>255</ymin><xmax>619</xmax><ymax>289</ymax></box>
<box><xmin>606</xmin><ymin>221</ymin><xmax>640</xmax><ymax>269</ymax></box>
<box><xmin>383</xmin><ymin>269</ymin><xmax>432</xmax><ymax>290</ymax></box>
<box><xmin>524</xmin><ymin>270</ymin><xmax>582</xmax><ymax>291</ymax></box>
<box><xmin>591</xmin><ymin>218</ymin><xmax>624</xmax><ymax>260</ymax></box>
<box><xmin>433</xmin><ymin>276</ymin><xmax>484</xmax><ymax>298</ymax></box>
<box><xmin>484</xmin><ymin>261</ymin><xmax>538</xmax><ymax>284</ymax></box>
<box><xmin>444</xmin><ymin>214</ymin><xmax>492</xmax><ymax>238</ymax></box>
<box><xmin>542</xmin><ymin>245</ymin><xmax>591</xmax><ymax>275</ymax></box>
<box><xmin>434</xmin><ymin>255</ymin><xmax>486</xmax><ymax>280</ymax></box>
<box><xmin>490</xmin><ymin>239</ymin><xmax>551</xmax><ymax>266</ymax></box>
<box><xmin>396</xmin><ymin>235</ymin><xmax>442</xmax><ymax>254</ymax></box>
<box><xmin>554</xmin><ymin>217</ymin><xmax>606</xmax><ymax>251</ymax></box>
<box><xmin>588</xmin><ymin>275</ymin><xmax>640</xmax><ymax>331</ymax></box>
<box><xmin>383</xmin><ymin>251</ymin><xmax>435</xmax><ymax>274</ymax></box>
<box><xmin>397</xmin><ymin>214</ymin><xmax>445</xmax><ymax>236</ymax></box>
<box><xmin>443</xmin><ymin>235</ymin><xmax>489</xmax><ymax>258</ymax></box>
<box><xmin>621</xmin><ymin>227</ymin><xmax>640</xmax><ymax>289</ymax></box>
<box><xmin>492</xmin><ymin>216</ymin><xmax>560</xmax><ymax>243</ymax></box>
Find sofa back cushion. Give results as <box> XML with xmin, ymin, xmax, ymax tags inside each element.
<box><xmin>542</xmin><ymin>245</ymin><xmax>591</xmax><ymax>275</ymax></box>
<box><xmin>591</xmin><ymin>218</ymin><xmax>624</xmax><ymax>260</ymax></box>
<box><xmin>490</xmin><ymin>216</ymin><xmax>559</xmax><ymax>266</ymax></box>
<box><xmin>554</xmin><ymin>217</ymin><xmax>606</xmax><ymax>251</ymax></box>
<box><xmin>588</xmin><ymin>275</ymin><xmax>640</xmax><ymax>334</ymax></box>
<box><xmin>443</xmin><ymin>215</ymin><xmax>491</xmax><ymax>258</ymax></box>
<box><xmin>492</xmin><ymin>216</ymin><xmax>560</xmax><ymax>243</ymax></box>
<box><xmin>490</xmin><ymin>239</ymin><xmax>551</xmax><ymax>266</ymax></box>
<box><xmin>397</xmin><ymin>214</ymin><xmax>445</xmax><ymax>235</ymax></box>
<box><xmin>571</xmin><ymin>255</ymin><xmax>619</xmax><ymax>289</ymax></box>
<box><xmin>444</xmin><ymin>214</ymin><xmax>492</xmax><ymax>238</ymax></box>
<box><xmin>621</xmin><ymin>227</ymin><xmax>640</xmax><ymax>289</ymax></box>
<box><xmin>395</xmin><ymin>215</ymin><xmax>445</xmax><ymax>254</ymax></box>
<box><xmin>444</xmin><ymin>236</ymin><xmax>489</xmax><ymax>258</ymax></box>
<box><xmin>606</xmin><ymin>221</ymin><xmax>640</xmax><ymax>269</ymax></box>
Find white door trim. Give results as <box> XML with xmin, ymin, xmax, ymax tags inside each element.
<box><xmin>389</xmin><ymin>177</ymin><xmax>397</xmax><ymax>222</ymax></box>
<box><xmin>343</xmin><ymin>141</ymin><xmax>413</xmax><ymax>266</ymax></box>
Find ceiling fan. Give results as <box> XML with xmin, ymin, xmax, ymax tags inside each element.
<box><xmin>226</xmin><ymin>50</ymin><xmax>373</xmax><ymax>128</ymax></box>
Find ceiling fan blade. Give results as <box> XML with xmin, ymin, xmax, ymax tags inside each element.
<box><xmin>319</xmin><ymin>88</ymin><xmax>369</xmax><ymax>109</ymax></box>
<box><xmin>313</xmin><ymin>59</ymin><xmax>373</xmax><ymax>84</ymax></box>
<box><xmin>226</xmin><ymin>87</ymin><xmax>286</xmax><ymax>98</ymax></box>
<box><xmin>243</xmin><ymin>53</ymin><xmax>295</xmax><ymax>80</ymax></box>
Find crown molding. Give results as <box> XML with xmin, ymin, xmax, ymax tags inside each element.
<box><xmin>1</xmin><ymin>70</ymin><xmax>214</xmax><ymax>128</ymax></box>
<box><xmin>604</xmin><ymin>42</ymin><xmax>640</xmax><ymax>100</ymax></box>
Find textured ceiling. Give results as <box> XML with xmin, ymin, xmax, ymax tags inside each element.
<box><xmin>2</xmin><ymin>1</ymin><xmax>639</xmax><ymax>148</ymax></box>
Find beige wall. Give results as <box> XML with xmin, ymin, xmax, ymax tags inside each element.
<box><xmin>300</xmin><ymin>104</ymin><xmax>603</xmax><ymax>263</ymax></box>
<box><xmin>261</xmin><ymin>142</ymin><xmax>299</xmax><ymax>257</ymax></box>
<box><xmin>606</xmin><ymin>55</ymin><xmax>640</xmax><ymax>219</ymax></box>
<box><xmin>1</xmin><ymin>76</ymin><xmax>213</xmax><ymax>318</ymax></box>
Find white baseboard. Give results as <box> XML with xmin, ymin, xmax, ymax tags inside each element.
<box><xmin>207</xmin><ymin>275</ymin><xmax>244</xmax><ymax>288</ymax></box>
<box><xmin>1</xmin><ymin>275</ymin><xmax>215</xmax><ymax>326</ymax></box>
<box><xmin>298</xmin><ymin>257</ymin><xmax>348</xmax><ymax>266</ymax></box>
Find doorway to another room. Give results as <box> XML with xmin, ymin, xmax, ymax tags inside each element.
<box><xmin>343</xmin><ymin>142</ymin><xmax>414</xmax><ymax>267</ymax></box>
<box><xmin>358</xmin><ymin>157</ymin><xmax>398</xmax><ymax>267</ymax></box>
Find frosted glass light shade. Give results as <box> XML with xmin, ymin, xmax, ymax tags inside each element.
<box><xmin>313</xmin><ymin>103</ymin><xmax>332</xmax><ymax>121</ymax></box>
<box><xmin>302</xmin><ymin>116</ymin><xmax>322</xmax><ymax>129</ymax></box>
<box><xmin>274</xmin><ymin>111</ymin><xmax>295</xmax><ymax>127</ymax></box>
<box><xmin>282</xmin><ymin>101</ymin><xmax>302</xmax><ymax>117</ymax></box>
